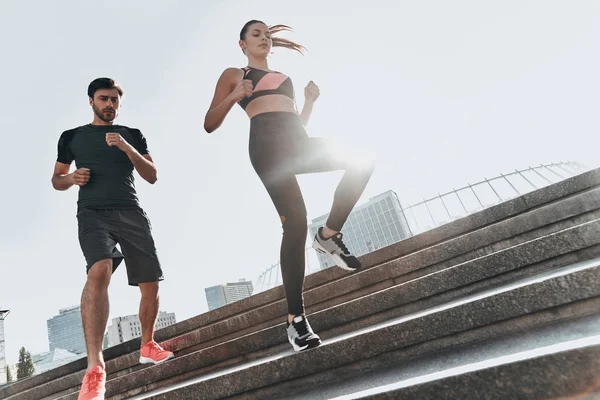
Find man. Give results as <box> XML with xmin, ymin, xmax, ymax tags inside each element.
<box><xmin>51</xmin><ymin>78</ymin><xmax>174</xmax><ymax>400</ymax></box>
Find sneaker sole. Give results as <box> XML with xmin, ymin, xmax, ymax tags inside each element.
<box><xmin>139</xmin><ymin>353</ymin><xmax>175</xmax><ymax>365</ymax></box>
<box><xmin>312</xmin><ymin>240</ymin><xmax>357</xmax><ymax>271</ymax></box>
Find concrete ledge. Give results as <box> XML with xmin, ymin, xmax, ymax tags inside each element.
<box><xmin>136</xmin><ymin>261</ymin><xmax>600</xmax><ymax>399</ymax></box>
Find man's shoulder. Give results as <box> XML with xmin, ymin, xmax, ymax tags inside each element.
<box><xmin>115</xmin><ymin>125</ymin><xmax>143</xmax><ymax>135</ymax></box>
<box><xmin>61</xmin><ymin>124</ymin><xmax>87</xmax><ymax>135</ymax></box>
<box><xmin>58</xmin><ymin>125</ymin><xmax>86</xmax><ymax>144</ymax></box>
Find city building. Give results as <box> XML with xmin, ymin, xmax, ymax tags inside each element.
<box><xmin>47</xmin><ymin>306</ymin><xmax>86</xmax><ymax>355</ymax></box>
<box><xmin>309</xmin><ymin>190</ymin><xmax>412</xmax><ymax>270</ymax></box>
<box><xmin>106</xmin><ymin>311</ymin><xmax>177</xmax><ymax>348</ymax></box>
<box><xmin>31</xmin><ymin>348</ymin><xmax>84</xmax><ymax>375</ymax></box>
<box><xmin>0</xmin><ymin>308</ymin><xmax>9</xmax><ymax>385</ymax></box>
<box><xmin>205</xmin><ymin>279</ymin><xmax>254</xmax><ymax>311</ymax></box>
<box><xmin>205</xmin><ymin>285</ymin><xmax>227</xmax><ymax>311</ymax></box>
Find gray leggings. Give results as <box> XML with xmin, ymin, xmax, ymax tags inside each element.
<box><xmin>249</xmin><ymin>112</ymin><xmax>374</xmax><ymax>316</ymax></box>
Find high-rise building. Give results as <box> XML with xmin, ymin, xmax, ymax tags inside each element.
<box><xmin>47</xmin><ymin>306</ymin><xmax>86</xmax><ymax>355</ymax></box>
<box><xmin>205</xmin><ymin>285</ymin><xmax>227</xmax><ymax>311</ymax></box>
<box><xmin>205</xmin><ymin>279</ymin><xmax>254</xmax><ymax>311</ymax></box>
<box><xmin>309</xmin><ymin>190</ymin><xmax>413</xmax><ymax>270</ymax></box>
<box><xmin>106</xmin><ymin>312</ymin><xmax>177</xmax><ymax>348</ymax></box>
<box><xmin>225</xmin><ymin>279</ymin><xmax>254</xmax><ymax>303</ymax></box>
<box><xmin>0</xmin><ymin>309</ymin><xmax>10</xmax><ymax>385</ymax></box>
<box><xmin>31</xmin><ymin>348</ymin><xmax>84</xmax><ymax>376</ymax></box>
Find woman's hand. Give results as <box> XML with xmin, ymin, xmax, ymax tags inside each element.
<box><xmin>304</xmin><ymin>80</ymin><xmax>320</xmax><ymax>103</ymax></box>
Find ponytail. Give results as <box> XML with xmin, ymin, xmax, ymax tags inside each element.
<box><xmin>269</xmin><ymin>24</ymin><xmax>306</xmax><ymax>55</ymax></box>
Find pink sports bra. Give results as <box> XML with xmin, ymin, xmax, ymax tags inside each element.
<box><xmin>238</xmin><ymin>67</ymin><xmax>295</xmax><ymax>110</ymax></box>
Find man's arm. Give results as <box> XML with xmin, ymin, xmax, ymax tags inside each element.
<box><xmin>124</xmin><ymin>147</ymin><xmax>157</xmax><ymax>185</ymax></box>
<box><xmin>106</xmin><ymin>132</ymin><xmax>157</xmax><ymax>184</ymax></box>
<box><xmin>51</xmin><ymin>162</ymin><xmax>90</xmax><ymax>191</ymax></box>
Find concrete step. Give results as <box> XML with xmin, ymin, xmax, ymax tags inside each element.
<box><xmin>126</xmin><ymin>258</ymin><xmax>600</xmax><ymax>399</ymax></box>
<box><xmin>354</xmin><ymin>339</ymin><xmax>600</xmax><ymax>400</ymax></box>
<box><xmin>13</xmin><ymin>217</ymin><xmax>600</xmax><ymax>400</ymax></box>
<box><xmin>279</xmin><ymin>314</ymin><xmax>600</xmax><ymax>399</ymax></box>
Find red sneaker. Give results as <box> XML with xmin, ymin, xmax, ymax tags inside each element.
<box><xmin>139</xmin><ymin>341</ymin><xmax>175</xmax><ymax>365</ymax></box>
<box><xmin>77</xmin><ymin>366</ymin><xmax>106</xmax><ymax>400</ymax></box>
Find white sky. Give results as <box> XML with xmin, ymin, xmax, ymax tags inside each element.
<box><xmin>0</xmin><ymin>0</ymin><xmax>599</xmax><ymax>365</ymax></box>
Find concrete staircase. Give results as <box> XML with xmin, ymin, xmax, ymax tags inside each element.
<box><xmin>3</xmin><ymin>168</ymin><xmax>600</xmax><ymax>400</ymax></box>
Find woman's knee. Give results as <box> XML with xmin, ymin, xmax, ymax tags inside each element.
<box><xmin>356</xmin><ymin>150</ymin><xmax>376</xmax><ymax>174</ymax></box>
<box><xmin>281</xmin><ymin>211</ymin><xmax>308</xmax><ymax>236</ymax></box>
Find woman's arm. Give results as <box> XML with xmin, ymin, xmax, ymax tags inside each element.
<box><xmin>204</xmin><ymin>68</ymin><xmax>252</xmax><ymax>133</ymax></box>
<box><xmin>299</xmin><ymin>80</ymin><xmax>320</xmax><ymax>127</ymax></box>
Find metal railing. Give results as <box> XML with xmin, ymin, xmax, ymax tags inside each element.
<box><xmin>401</xmin><ymin>161</ymin><xmax>587</xmax><ymax>235</ymax></box>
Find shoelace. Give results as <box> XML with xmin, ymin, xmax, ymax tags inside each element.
<box><xmin>85</xmin><ymin>370</ymin><xmax>104</xmax><ymax>392</ymax></box>
<box><xmin>332</xmin><ymin>233</ymin><xmax>350</xmax><ymax>254</ymax></box>
<box><xmin>146</xmin><ymin>341</ymin><xmax>163</xmax><ymax>354</ymax></box>
<box><xmin>292</xmin><ymin>318</ymin><xmax>310</xmax><ymax>337</ymax></box>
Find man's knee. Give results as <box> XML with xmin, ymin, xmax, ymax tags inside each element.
<box><xmin>87</xmin><ymin>259</ymin><xmax>113</xmax><ymax>286</ymax></box>
<box><xmin>139</xmin><ymin>281</ymin><xmax>160</xmax><ymax>298</ymax></box>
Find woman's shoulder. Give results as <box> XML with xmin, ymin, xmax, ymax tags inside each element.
<box><xmin>217</xmin><ymin>67</ymin><xmax>245</xmax><ymax>86</ymax></box>
<box><xmin>222</xmin><ymin>67</ymin><xmax>246</xmax><ymax>75</ymax></box>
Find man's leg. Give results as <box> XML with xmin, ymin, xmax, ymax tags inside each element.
<box><xmin>116</xmin><ymin>209</ymin><xmax>173</xmax><ymax>364</ymax></box>
<box><xmin>81</xmin><ymin>259</ymin><xmax>112</xmax><ymax>371</ymax></box>
<box><xmin>77</xmin><ymin>259</ymin><xmax>113</xmax><ymax>400</ymax></box>
<box><xmin>138</xmin><ymin>281</ymin><xmax>159</xmax><ymax>345</ymax></box>
<box><xmin>76</xmin><ymin>209</ymin><xmax>123</xmax><ymax>399</ymax></box>
<box><xmin>137</xmin><ymin>283</ymin><xmax>173</xmax><ymax>364</ymax></box>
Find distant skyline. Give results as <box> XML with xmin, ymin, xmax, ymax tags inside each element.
<box><xmin>205</xmin><ymin>279</ymin><xmax>254</xmax><ymax>310</ymax></box>
<box><xmin>1</xmin><ymin>0</ymin><xmax>599</xmax><ymax>365</ymax></box>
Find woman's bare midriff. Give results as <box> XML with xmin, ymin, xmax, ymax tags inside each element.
<box><xmin>244</xmin><ymin>95</ymin><xmax>298</xmax><ymax>118</ymax></box>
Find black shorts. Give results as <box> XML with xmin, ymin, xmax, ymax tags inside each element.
<box><xmin>77</xmin><ymin>208</ymin><xmax>164</xmax><ymax>286</ymax></box>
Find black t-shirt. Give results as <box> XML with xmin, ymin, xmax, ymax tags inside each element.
<box><xmin>56</xmin><ymin>124</ymin><xmax>150</xmax><ymax>210</ymax></box>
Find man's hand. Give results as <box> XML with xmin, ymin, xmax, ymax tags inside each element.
<box><xmin>69</xmin><ymin>168</ymin><xmax>91</xmax><ymax>186</ymax></box>
<box><xmin>106</xmin><ymin>133</ymin><xmax>132</xmax><ymax>152</ymax></box>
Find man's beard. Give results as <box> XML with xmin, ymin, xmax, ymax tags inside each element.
<box><xmin>93</xmin><ymin>103</ymin><xmax>117</xmax><ymax>123</ymax></box>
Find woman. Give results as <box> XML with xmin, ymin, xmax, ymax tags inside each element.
<box><xmin>204</xmin><ymin>20</ymin><xmax>374</xmax><ymax>351</ymax></box>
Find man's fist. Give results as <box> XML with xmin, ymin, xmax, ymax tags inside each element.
<box><xmin>70</xmin><ymin>168</ymin><xmax>90</xmax><ymax>186</ymax></box>
<box><xmin>106</xmin><ymin>133</ymin><xmax>131</xmax><ymax>152</ymax></box>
